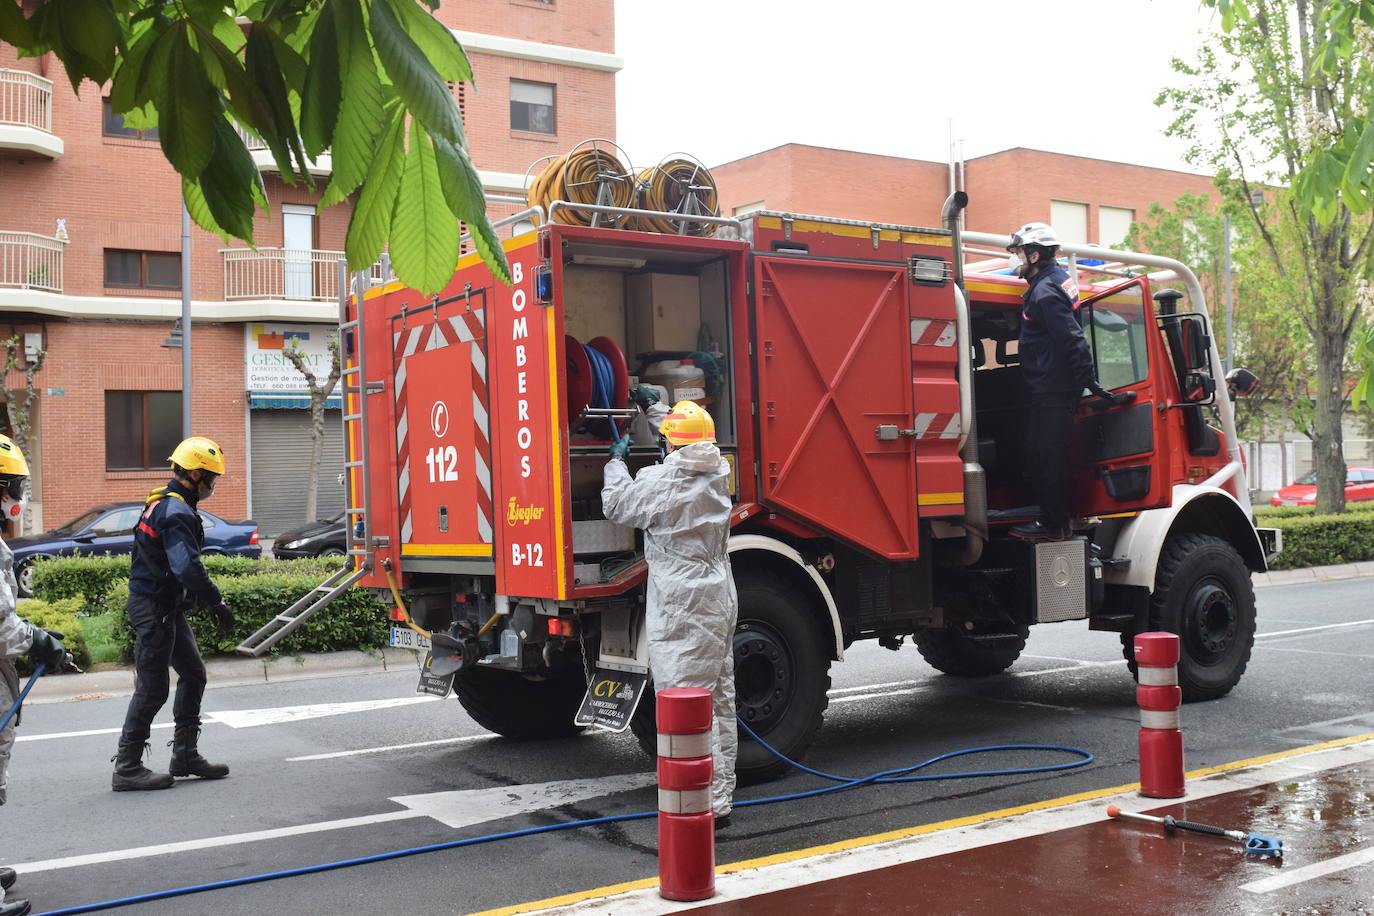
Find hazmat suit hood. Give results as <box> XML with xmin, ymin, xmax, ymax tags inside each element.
<box><xmin>666</xmin><ymin>440</ymin><xmax>726</xmax><ymax>475</ymax></box>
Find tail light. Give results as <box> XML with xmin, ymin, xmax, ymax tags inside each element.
<box><xmin>250</xmin><ymin>529</ymin><xmax>259</xmax><ymax>545</ymax></box>
<box><xmin>389</xmin><ymin>606</ymin><xmax>406</xmax><ymax>622</ymax></box>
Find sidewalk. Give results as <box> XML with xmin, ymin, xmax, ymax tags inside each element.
<box><xmin>23</xmin><ymin>560</ymin><xmax>1372</xmax><ymax>704</ymax></box>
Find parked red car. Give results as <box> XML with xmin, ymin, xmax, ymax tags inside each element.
<box><xmin>1270</xmin><ymin>466</ymin><xmax>1374</xmax><ymax>506</ymax></box>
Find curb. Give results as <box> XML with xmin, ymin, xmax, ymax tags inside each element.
<box><xmin>26</xmin><ymin>647</ymin><xmax>423</xmax><ymax>704</ymax></box>
<box><xmin>1252</xmin><ymin>560</ymin><xmax>1374</xmax><ymax>588</ymax></box>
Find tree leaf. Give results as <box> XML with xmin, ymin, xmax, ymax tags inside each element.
<box><xmin>108</xmin><ymin>21</ymin><xmax>158</xmax><ymax>114</ymax></box>
<box><xmin>158</xmin><ymin>25</ymin><xmax>220</xmax><ymax>177</ymax></box>
<box><xmin>1342</xmin><ymin>120</ymin><xmax>1374</xmax><ymax>197</ymax></box>
<box><xmin>182</xmin><ymin>176</ymin><xmax>232</xmax><ymax>244</ymax></box>
<box><xmin>300</xmin><ymin>1</ymin><xmax>342</xmax><ymax>160</ymax></box>
<box><xmin>321</xmin><ymin>0</ymin><xmax>388</xmax><ymax>207</ymax></box>
<box><xmin>368</xmin><ymin>0</ymin><xmax>464</xmax><ymax>146</ymax></box>
<box><xmin>0</xmin><ymin>0</ymin><xmax>35</xmax><ymax>51</ymax></box>
<box><xmin>389</xmin><ymin>119</ymin><xmax>459</xmax><ymax>294</ymax></box>
<box><xmin>433</xmin><ymin>134</ymin><xmax>510</xmax><ymax>285</ymax></box>
<box><xmin>199</xmin><ymin>117</ymin><xmax>265</xmax><ymax>243</ymax></box>
<box><xmin>381</xmin><ymin>0</ymin><xmax>472</xmax><ymax>83</ymax></box>
<box><xmin>245</xmin><ymin>25</ymin><xmax>305</xmax><ymax>183</ymax></box>
<box><xmin>345</xmin><ymin>107</ymin><xmax>406</xmax><ymax>269</ymax></box>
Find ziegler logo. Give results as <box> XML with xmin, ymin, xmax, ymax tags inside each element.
<box><xmin>507</xmin><ymin>497</ymin><xmax>545</xmax><ymax>526</ymax></box>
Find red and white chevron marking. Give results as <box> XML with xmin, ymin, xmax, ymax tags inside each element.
<box><xmin>911</xmin><ymin>411</ymin><xmax>961</xmax><ymax>440</ymax></box>
<box><xmin>910</xmin><ymin>318</ymin><xmax>957</xmax><ymax>347</ymax></box>
<box><xmin>392</xmin><ymin>308</ymin><xmax>491</xmax><ymax>545</ymax></box>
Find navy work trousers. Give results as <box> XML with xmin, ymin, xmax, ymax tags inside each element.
<box><xmin>1028</xmin><ymin>390</ymin><xmax>1081</xmax><ymax>532</ymax></box>
<box><xmin>118</xmin><ymin>594</ymin><xmax>208</xmax><ymax>747</ymax></box>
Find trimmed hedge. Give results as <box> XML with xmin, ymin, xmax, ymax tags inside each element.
<box><xmin>13</xmin><ymin>597</ymin><xmax>89</xmax><ymax>674</ymax></box>
<box><xmin>29</xmin><ymin>554</ymin><xmax>345</xmax><ymax>612</ymax></box>
<box><xmin>103</xmin><ymin>572</ymin><xmax>388</xmax><ymax>662</ymax></box>
<box><xmin>1255</xmin><ymin>501</ymin><xmax>1374</xmax><ymax>520</ymax></box>
<box><xmin>1264</xmin><ymin>510</ymin><xmax>1374</xmax><ymax>570</ymax></box>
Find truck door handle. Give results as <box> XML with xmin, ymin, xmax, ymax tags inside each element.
<box><xmin>875</xmin><ymin>425</ymin><xmax>916</xmax><ymax>441</ymax></box>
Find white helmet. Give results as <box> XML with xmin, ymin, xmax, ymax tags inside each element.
<box><xmin>1008</xmin><ymin>222</ymin><xmax>1060</xmax><ymax>250</ymax></box>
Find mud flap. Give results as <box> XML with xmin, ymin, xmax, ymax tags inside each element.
<box><xmin>416</xmin><ymin>632</ymin><xmax>468</xmax><ymax>697</ymax></box>
<box><xmin>574</xmin><ymin>667</ymin><xmax>649</xmax><ymax>732</ymax></box>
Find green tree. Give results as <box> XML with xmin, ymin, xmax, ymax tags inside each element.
<box><xmin>1164</xmin><ymin>0</ymin><xmax>1374</xmax><ymax>513</ymax></box>
<box><xmin>0</xmin><ymin>0</ymin><xmax>508</xmax><ymax>294</ymax></box>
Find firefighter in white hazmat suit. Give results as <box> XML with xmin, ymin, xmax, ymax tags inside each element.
<box><xmin>602</xmin><ymin>394</ymin><xmax>738</xmax><ymax>825</ymax></box>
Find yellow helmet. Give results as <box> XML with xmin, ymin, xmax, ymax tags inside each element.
<box><xmin>659</xmin><ymin>401</ymin><xmax>715</xmax><ymax>446</ymax></box>
<box><xmin>0</xmin><ymin>434</ymin><xmax>29</xmax><ymax>477</ymax></box>
<box><xmin>169</xmin><ymin>436</ymin><xmax>226</xmax><ymax>475</ymax></box>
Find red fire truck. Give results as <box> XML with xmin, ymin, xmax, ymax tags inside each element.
<box><xmin>239</xmin><ymin>194</ymin><xmax>1278</xmax><ymax>784</ymax></box>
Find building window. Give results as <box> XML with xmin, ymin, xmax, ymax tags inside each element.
<box><xmin>1049</xmin><ymin>200</ymin><xmax>1089</xmax><ymax>246</ymax></box>
<box><xmin>105</xmin><ymin>391</ymin><xmax>183</xmax><ymax>471</ymax></box>
<box><xmin>102</xmin><ymin>99</ymin><xmax>159</xmax><ymax>140</ymax></box>
<box><xmin>510</xmin><ymin>80</ymin><xmax>555</xmax><ymax>134</ymax></box>
<box><xmin>105</xmin><ymin>250</ymin><xmax>181</xmax><ymax>290</ymax></box>
<box><xmin>1099</xmin><ymin>206</ymin><xmax>1135</xmax><ymax>248</ymax></box>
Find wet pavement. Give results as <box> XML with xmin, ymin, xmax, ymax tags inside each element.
<box><xmin>528</xmin><ymin>736</ymin><xmax>1374</xmax><ymax>915</ymax></box>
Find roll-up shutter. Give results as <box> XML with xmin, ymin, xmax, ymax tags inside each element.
<box><xmin>249</xmin><ymin>409</ymin><xmax>345</xmax><ymax>536</ymax></box>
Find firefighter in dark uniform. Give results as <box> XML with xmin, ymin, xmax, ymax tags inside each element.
<box><xmin>1006</xmin><ymin>222</ymin><xmax>1118</xmax><ymax>541</ymax></box>
<box><xmin>112</xmin><ymin>436</ymin><xmax>235</xmax><ymax>791</ymax></box>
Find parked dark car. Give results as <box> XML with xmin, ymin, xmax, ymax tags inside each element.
<box><xmin>7</xmin><ymin>502</ymin><xmax>261</xmax><ymax>597</ymax></box>
<box><xmin>272</xmin><ymin>512</ymin><xmax>347</xmax><ymax>560</ymax></box>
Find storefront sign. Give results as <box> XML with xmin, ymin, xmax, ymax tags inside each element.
<box><xmin>245</xmin><ymin>323</ymin><xmax>341</xmax><ymax>396</ymax></box>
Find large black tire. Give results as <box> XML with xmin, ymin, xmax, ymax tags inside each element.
<box><xmin>453</xmin><ymin>664</ymin><xmax>587</xmax><ymax>739</ymax></box>
<box><xmin>914</xmin><ymin>626</ymin><xmax>1027</xmax><ymax>676</ymax></box>
<box><xmin>1120</xmin><ymin>532</ymin><xmax>1256</xmax><ymax>702</ymax></box>
<box><xmin>631</xmin><ymin>571</ymin><xmax>832</xmax><ymax>785</ymax></box>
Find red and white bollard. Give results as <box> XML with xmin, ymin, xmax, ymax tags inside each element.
<box><xmin>655</xmin><ymin>687</ymin><xmax>716</xmax><ymax>902</ymax></box>
<box><xmin>1134</xmin><ymin>631</ymin><xmax>1185</xmax><ymax>798</ymax></box>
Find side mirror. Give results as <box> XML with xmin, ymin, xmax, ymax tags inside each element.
<box><xmin>1181</xmin><ymin>316</ymin><xmax>1210</xmax><ymax>370</ymax></box>
<box><xmin>1182</xmin><ymin>370</ymin><xmax>1217</xmax><ymax>404</ymax></box>
<box><xmin>1225</xmin><ymin>367</ymin><xmax>1260</xmax><ymax>399</ymax></box>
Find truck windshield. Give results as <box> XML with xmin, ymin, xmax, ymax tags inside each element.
<box><xmin>1088</xmin><ymin>290</ymin><xmax>1149</xmax><ymax>390</ymax></box>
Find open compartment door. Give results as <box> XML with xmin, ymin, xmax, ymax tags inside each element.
<box><xmin>753</xmin><ymin>257</ymin><xmax>920</xmax><ymax>559</ymax></box>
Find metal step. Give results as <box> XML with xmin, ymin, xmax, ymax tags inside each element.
<box><xmin>234</xmin><ymin>565</ymin><xmax>369</xmax><ymax>657</ymax></box>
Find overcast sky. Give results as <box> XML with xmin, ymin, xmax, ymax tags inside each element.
<box><xmin>614</xmin><ymin>0</ymin><xmax>1218</xmax><ymax>177</ymax></box>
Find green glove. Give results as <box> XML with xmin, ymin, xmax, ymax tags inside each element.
<box><xmin>629</xmin><ymin>385</ymin><xmax>660</xmax><ymax>411</ymax></box>
<box><xmin>608</xmin><ymin>435</ymin><xmax>632</xmax><ymax>461</ymax></box>
<box><xmin>27</xmin><ymin>626</ymin><xmax>68</xmax><ymax>672</ymax></box>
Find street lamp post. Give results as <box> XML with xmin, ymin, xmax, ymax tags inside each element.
<box><xmin>180</xmin><ymin>202</ymin><xmax>192</xmax><ymax>436</ymax></box>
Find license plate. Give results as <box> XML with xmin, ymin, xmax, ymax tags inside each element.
<box><xmin>389</xmin><ymin>627</ymin><xmax>432</xmax><ymax>651</ymax></box>
<box><xmin>574</xmin><ymin>667</ymin><xmax>649</xmax><ymax>732</ymax></box>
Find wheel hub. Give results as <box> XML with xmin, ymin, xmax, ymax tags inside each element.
<box><xmin>1187</xmin><ymin>579</ymin><xmax>1237</xmax><ymax>658</ymax></box>
<box><xmin>733</xmin><ymin>622</ymin><xmax>793</xmax><ymax>732</ymax></box>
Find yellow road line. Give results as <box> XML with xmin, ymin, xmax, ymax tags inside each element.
<box><xmin>467</xmin><ymin>731</ymin><xmax>1374</xmax><ymax>916</ymax></box>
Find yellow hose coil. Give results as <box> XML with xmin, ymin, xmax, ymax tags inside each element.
<box><xmin>630</xmin><ymin>156</ymin><xmax>719</xmax><ymax>236</ymax></box>
<box><xmin>527</xmin><ymin>142</ymin><xmax>634</xmax><ymax>226</ymax></box>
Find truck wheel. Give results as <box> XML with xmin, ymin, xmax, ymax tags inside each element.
<box><xmin>629</xmin><ymin>572</ymin><xmax>832</xmax><ymax>786</ymax></box>
<box><xmin>453</xmin><ymin>665</ymin><xmax>587</xmax><ymax>739</ymax></box>
<box><xmin>1122</xmin><ymin>532</ymin><xmax>1255</xmax><ymax>702</ymax></box>
<box><xmin>914</xmin><ymin>627</ymin><xmax>1027</xmax><ymax>676</ymax></box>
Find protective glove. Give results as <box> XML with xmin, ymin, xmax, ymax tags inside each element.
<box><xmin>629</xmin><ymin>385</ymin><xmax>660</xmax><ymax>411</ymax></box>
<box><xmin>26</xmin><ymin>626</ymin><xmax>68</xmax><ymax>672</ymax></box>
<box><xmin>1088</xmin><ymin>382</ymin><xmax>1133</xmax><ymax>408</ymax></box>
<box><xmin>608</xmin><ymin>435</ymin><xmax>632</xmax><ymax>461</ymax></box>
<box><xmin>211</xmin><ymin>602</ymin><xmax>235</xmax><ymax>630</ymax></box>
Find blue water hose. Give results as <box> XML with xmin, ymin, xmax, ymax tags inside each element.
<box><xmin>1</xmin><ymin>662</ymin><xmax>45</xmax><ymax>732</ymax></box>
<box><xmin>31</xmin><ymin>720</ymin><xmax>1092</xmax><ymax>915</ymax></box>
<box><xmin>582</xmin><ymin>344</ymin><xmax>618</xmax><ymax>441</ymax></box>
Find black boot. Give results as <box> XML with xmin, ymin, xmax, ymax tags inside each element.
<box><xmin>112</xmin><ymin>742</ymin><xmax>175</xmax><ymax>791</ymax></box>
<box><xmin>169</xmin><ymin>726</ymin><xmax>229</xmax><ymax>779</ymax></box>
<box><xmin>0</xmin><ymin>897</ymin><xmax>31</xmax><ymax>916</ymax></box>
<box><xmin>0</xmin><ymin>867</ymin><xmax>14</xmax><ymax>889</ymax></box>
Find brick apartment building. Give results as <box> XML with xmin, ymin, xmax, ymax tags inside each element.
<box><xmin>0</xmin><ymin>0</ymin><xmax>619</xmax><ymax>538</ymax></box>
<box><xmin>713</xmin><ymin>144</ymin><xmax>1218</xmax><ymax>249</ymax></box>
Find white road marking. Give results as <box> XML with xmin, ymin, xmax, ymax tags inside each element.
<box><xmin>12</xmin><ymin>773</ymin><xmax>655</xmax><ymax>875</ymax></box>
<box><xmin>18</xmin><ymin>721</ymin><xmax>173</xmax><ymax>743</ymax></box>
<box><xmin>828</xmin><ymin>680</ymin><xmax>921</xmax><ymax>697</ymax></box>
<box><xmin>1255</xmin><ymin>645</ymin><xmax>1374</xmax><ymax>660</ymax></box>
<box><xmin>1241</xmin><ymin>845</ymin><xmax>1374</xmax><ymax>894</ymax></box>
<box><xmin>980</xmin><ymin>697</ymin><xmax>1083</xmax><ymax>713</ymax></box>
<box><xmin>1257</xmin><ymin>618</ymin><xmax>1374</xmax><ymax>640</ymax></box>
<box><xmin>830</xmin><ymin>687</ymin><xmax>918</xmax><ymax>706</ymax></box>
<box><xmin>288</xmin><ymin>734</ymin><xmax>491</xmax><ymax>761</ymax></box>
<box><xmin>391</xmin><ymin>773</ymin><xmax>657</xmax><ymax>828</ymax></box>
<box><xmin>207</xmin><ymin>696</ymin><xmax>440</xmax><ymax>728</ymax></box>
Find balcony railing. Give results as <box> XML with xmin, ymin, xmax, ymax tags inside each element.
<box><xmin>0</xmin><ymin>232</ymin><xmax>64</xmax><ymax>293</ymax></box>
<box><xmin>0</xmin><ymin>69</ymin><xmax>53</xmax><ymax>133</ymax></box>
<box><xmin>232</xmin><ymin>122</ymin><xmax>268</xmax><ymax>152</ymax></box>
<box><xmin>222</xmin><ymin>248</ymin><xmax>392</xmax><ymax>301</ymax></box>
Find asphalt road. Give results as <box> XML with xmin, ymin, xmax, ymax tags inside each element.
<box><xmin>5</xmin><ymin>576</ymin><xmax>1373</xmax><ymax>915</ymax></box>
